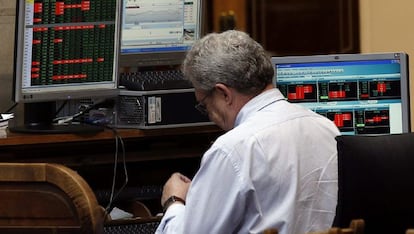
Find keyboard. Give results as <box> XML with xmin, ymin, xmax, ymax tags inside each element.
<box><xmin>119</xmin><ymin>70</ymin><xmax>193</xmax><ymax>91</ymax></box>
<box><xmin>104</xmin><ymin>218</ymin><xmax>160</xmax><ymax>234</ymax></box>
<box><xmin>95</xmin><ymin>185</ymin><xmax>163</xmax><ymax>204</ymax></box>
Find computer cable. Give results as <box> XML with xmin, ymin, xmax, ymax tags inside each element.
<box><xmin>105</xmin><ymin>126</ymin><xmax>129</xmax><ymax>213</ymax></box>
<box><xmin>55</xmin><ymin>100</ymin><xmax>68</xmax><ymax>117</ymax></box>
<box><xmin>53</xmin><ymin>98</ymin><xmax>115</xmax><ymax>125</ymax></box>
<box><xmin>2</xmin><ymin>102</ymin><xmax>18</xmax><ymax>114</ymax></box>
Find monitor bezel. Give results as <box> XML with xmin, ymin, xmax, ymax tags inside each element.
<box><xmin>118</xmin><ymin>0</ymin><xmax>205</xmax><ymax>68</ymax></box>
<box><xmin>12</xmin><ymin>0</ymin><xmax>121</xmax><ymax>104</ymax></box>
<box><xmin>271</xmin><ymin>52</ymin><xmax>411</xmax><ymax>134</ymax></box>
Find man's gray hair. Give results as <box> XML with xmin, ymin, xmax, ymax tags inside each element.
<box><xmin>182</xmin><ymin>30</ymin><xmax>274</xmax><ymax>95</ymax></box>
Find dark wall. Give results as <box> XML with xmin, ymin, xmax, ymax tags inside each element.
<box><xmin>246</xmin><ymin>0</ymin><xmax>360</xmax><ymax>56</ymax></box>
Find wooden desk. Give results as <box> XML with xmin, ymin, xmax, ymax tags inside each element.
<box><xmin>0</xmin><ymin>125</ymin><xmax>223</xmax><ymax>197</ymax></box>
<box><xmin>1</xmin><ymin>125</ymin><xmax>221</xmax><ymax>146</ymax></box>
<box><xmin>0</xmin><ymin>125</ymin><xmax>221</xmax><ymax>163</ymax></box>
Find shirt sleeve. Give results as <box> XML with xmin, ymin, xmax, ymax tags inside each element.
<box><xmin>156</xmin><ymin>145</ymin><xmax>248</xmax><ymax>234</ymax></box>
<box><xmin>155</xmin><ymin>204</ymin><xmax>185</xmax><ymax>234</ymax></box>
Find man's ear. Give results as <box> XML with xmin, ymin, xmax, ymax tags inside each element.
<box><xmin>214</xmin><ymin>83</ymin><xmax>233</xmax><ymax>104</ymax></box>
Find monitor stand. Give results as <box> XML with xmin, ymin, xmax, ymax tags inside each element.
<box><xmin>8</xmin><ymin>102</ymin><xmax>104</xmax><ymax>134</ymax></box>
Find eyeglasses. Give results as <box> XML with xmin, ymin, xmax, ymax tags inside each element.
<box><xmin>195</xmin><ymin>91</ymin><xmax>212</xmax><ymax>115</ymax></box>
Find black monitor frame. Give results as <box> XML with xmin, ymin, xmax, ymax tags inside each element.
<box><xmin>11</xmin><ymin>0</ymin><xmax>121</xmax><ymax>134</ymax></box>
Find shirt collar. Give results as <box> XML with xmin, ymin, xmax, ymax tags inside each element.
<box><xmin>234</xmin><ymin>88</ymin><xmax>286</xmax><ymax>127</ymax></box>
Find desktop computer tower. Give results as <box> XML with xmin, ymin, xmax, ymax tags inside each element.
<box><xmin>116</xmin><ymin>89</ymin><xmax>213</xmax><ymax>129</ymax></box>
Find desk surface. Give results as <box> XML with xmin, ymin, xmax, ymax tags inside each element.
<box><xmin>0</xmin><ymin>125</ymin><xmax>222</xmax><ymax>217</ymax></box>
<box><xmin>1</xmin><ymin>125</ymin><xmax>222</xmax><ymax>146</ymax></box>
<box><xmin>0</xmin><ymin>125</ymin><xmax>223</xmax><ymax>165</ymax></box>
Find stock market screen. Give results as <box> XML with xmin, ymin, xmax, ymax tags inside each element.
<box><xmin>273</xmin><ymin>53</ymin><xmax>410</xmax><ymax>135</ymax></box>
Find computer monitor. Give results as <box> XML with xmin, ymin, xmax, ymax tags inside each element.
<box><xmin>11</xmin><ymin>0</ymin><xmax>121</xmax><ymax>133</ymax></box>
<box><xmin>118</xmin><ymin>0</ymin><xmax>204</xmax><ymax>68</ymax></box>
<box><xmin>272</xmin><ymin>52</ymin><xmax>411</xmax><ymax>135</ymax></box>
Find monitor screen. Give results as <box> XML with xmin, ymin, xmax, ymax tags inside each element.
<box><xmin>11</xmin><ymin>0</ymin><xmax>121</xmax><ymax>133</ymax></box>
<box><xmin>272</xmin><ymin>52</ymin><xmax>411</xmax><ymax>135</ymax></box>
<box><xmin>118</xmin><ymin>0</ymin><xmax>203</xmax><ymax>67</ymax></box>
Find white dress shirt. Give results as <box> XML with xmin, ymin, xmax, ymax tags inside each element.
<box><xmin>156</xmin><ymin>88</ymin><xmax>340</xmax><ymax>234</ymax></box>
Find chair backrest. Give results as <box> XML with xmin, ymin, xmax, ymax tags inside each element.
<box><xmin>333</xmin><ymin>133</ymin><xmax>414</xmax><ymax>233</ymax></box>
<box><xmin>308</xmin><ymin>219</ymin><xmax>365</xmax><ymax>234</ymax></box>
<box><xmin>263</xmin><ymin>228</ymin><xmax>278</xmax><ymax>234</ymax></box>
<box><xmin>263</xmin><ymin>219</ymin><xmax>364</xmax><ymax>234</ymax></box>
<box><xmin>0</xmin><ymin>163</ymin><xmax>105</xmax><ymax>234</ymax></box>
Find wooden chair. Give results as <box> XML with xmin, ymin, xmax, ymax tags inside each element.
<box><xmin>263</xmin><ymin>219</ymin><xmax>364</xmax><ymax>234</ymax></box>
<box><xmin>308</xmin><ymin>219</ymin><xmax>365</xmax><ymax>234</ymax></box>
<box><xmin>263</xmin><ymin>228</ymin><xmax>278</xmax><ymax>234</ymax></box>
<box><xmin>0</xmin><ymin>163</ymin><xmax>106</xmax><ymax>234</ymax></box>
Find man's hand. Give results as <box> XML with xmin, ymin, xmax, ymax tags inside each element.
<box><xmin>161</xmin><ymin>172</ymin><xmax>192</xmax><ymax>207</ymax></box>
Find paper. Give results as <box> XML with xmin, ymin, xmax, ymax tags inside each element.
<box><xmin>1</xmin><ymin>113</ymin><xmax>14</xmax><ymax>121</ymax></box>
<box><xmin>1</xmin><ymin>113</ymin><xmax>14</xmax><ymax>137</ymax></box>
<box><xmin>109</xmin><ymin>207</ymin><xmax>134</xmax><ymax>220</ymax></box>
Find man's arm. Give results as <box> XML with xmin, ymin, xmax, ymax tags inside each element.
<box><xmin>156</xmin><ymin>146</ymin><xmax>247</xmax><ymax>234</ymax></box>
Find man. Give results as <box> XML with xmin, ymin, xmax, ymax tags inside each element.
<box><xmin>156</xmin><ymin>30</ymin><xmax>340</xmax><ymax>234</ymax></box>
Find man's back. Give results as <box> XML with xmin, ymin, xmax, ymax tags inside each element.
<box><xmin>204</xmin><ymin>89</ymin><xmax>340</xmax><ymax>233</ymax></box>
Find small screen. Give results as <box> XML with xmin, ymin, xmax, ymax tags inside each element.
<box><xmin>119</xmin><ymin>0</ymin><xmax>203</xmax><ymax>67</ymax></box>
<box><xmin>272</xmin><ymin>53</ymin><xmax>410</xmax><ymax>135</ymax></box>
<box><xmin>13</xmin><ymin>0</ymin><xmax>120</xmax><ymax>103</ymax></box>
